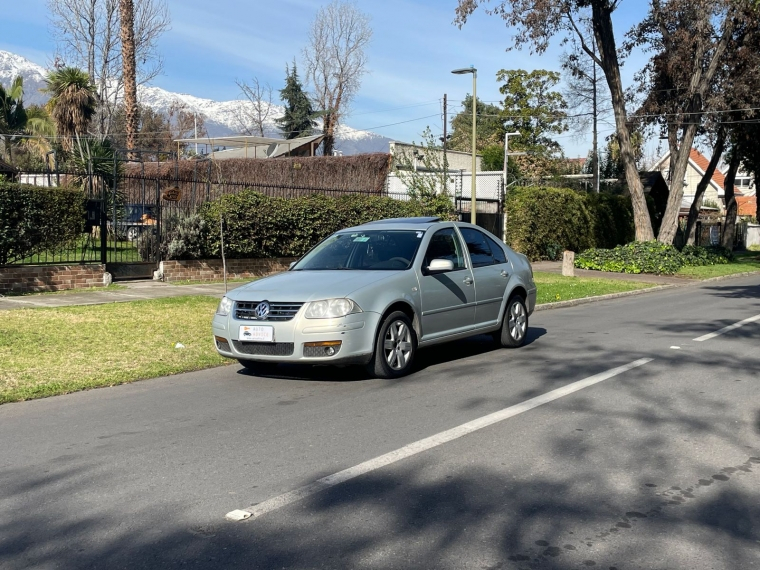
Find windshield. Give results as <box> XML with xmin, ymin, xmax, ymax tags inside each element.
<box><xmin>292</xmin><ymin>229</ymin><xmax>424</xmax><ymax>271</ymax></box>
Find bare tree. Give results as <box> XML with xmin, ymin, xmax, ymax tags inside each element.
<box><xmin>48</xmin><ymin>0</ymin><xmax>170</xmax><ymax>139</ymax></box>
<box><xmin>234</xmin><ymin>77</ymin><xmax>273</xmax><ymax>136</ymax></box>
<box><xmin>303</xmin><ymin>0</ymin><xmax>372</xmax><ymax>156</ymax></box>
<box><xmin>561</xmin><ymin>24</ymin><xmax>613</xmax><ymax>193</ymax></box>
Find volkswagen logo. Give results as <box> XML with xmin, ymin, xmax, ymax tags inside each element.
<box><xmin>254</xmin><ymin>301</ymin><xmax>271</xmax><ymax>320</ymax></box>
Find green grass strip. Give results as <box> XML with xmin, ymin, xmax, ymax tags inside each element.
<box><xmin>533</xmin><ymin>271</ymin><xmax>656</xmax><ymax>304</ymax></box>
<box><xmin>0</xmin><ymin>296</ymin><xmax>228</xmax><ymax>404</ymax></box>
<box><xmin>676</xmin><ymin>252</ymin><xmax>760</xmax><ymax>279</ymax></box>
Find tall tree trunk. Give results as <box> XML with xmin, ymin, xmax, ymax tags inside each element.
<box><xmin>685</xmin><ymin>128</ymin><xmax>726</xmax><ymax>245</ymax></box>
<box><xmin>721</xmin><ymin>152</ymin><xmax>740</xmax><ymax>250</ymax></box>
<box><xmin>322</xmin><ymin>113</ymin><xmax>334</xmax><ymax>156</ymax></box>
<box><xmin>120</xmin><ymin>0</ymin><xmax>138</xmax><ymax>160</ymax></box>
<box><xmin>592</xmin><ymin>1</ymin><xmax>654</xmax><ymax>240</ymax></box>
<box><xmin>657</xmin><ymin>120</ymin><xmax>700</xmax><ymax>244</ymax></box>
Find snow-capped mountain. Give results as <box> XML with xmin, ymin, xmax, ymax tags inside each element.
<box><xmin>0</xmin><ymin>50</ymin><xmax>393</xmax><ymax>155</ymax></box>
<box><xmin>0</xmin><ymin>51</ymin><xmax>48</xmax><ymax>106</ymax></box>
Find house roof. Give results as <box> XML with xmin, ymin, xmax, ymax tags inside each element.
<box><xmin>737</xmin><ymin>195</ymin><xmax>757</xmax><ymax>217</ymax></box>
<box><xmin>653</xmin><ymin>148</ymin><xmax>725</xmax><ymax>196</ymax></box>
<box><xmin>173</xmin><ymin>134</ymin><xmax>325</xmax><ymax>159</ymax></box>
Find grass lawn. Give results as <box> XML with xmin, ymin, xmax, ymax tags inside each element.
<box><xmin>676</xmin><ymin>252</ymin><xmax>760</xmax><ymax>279</ymax></box>
<box><xmin>533</xmin><ymin>271</ymin><xmax>656</xmax><ymax>304</ymax></box>
<box><xmin>0</xmin><ymin>296</ymin><xmax>228</xmax><ymax>404</ymax></box>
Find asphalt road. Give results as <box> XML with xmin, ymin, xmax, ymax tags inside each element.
<box><xmin>1</xmin><ymin>276</ymin><xmax>759</xmax><ymax>570</ymax></box>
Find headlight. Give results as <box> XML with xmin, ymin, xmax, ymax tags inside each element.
<box><xmin>216</xmin><ymin>296</ymin><xmax>233</xmax><ymax>316</ymax></box>
<box><xmin>305</xmin><ymin>298</ymin><xmax>362</xmax><ymax>319</ymax></box>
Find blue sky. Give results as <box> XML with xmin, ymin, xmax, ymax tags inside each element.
<box><xmin>1</xmin><ymin>0</ymin><xmax>652</xmax><ymax>158</ymax></box>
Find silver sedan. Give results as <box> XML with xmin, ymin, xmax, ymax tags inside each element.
<box><xmin>212</xmin><ymin>217</ymin><xmax>536</xmax><ymax>378</ymax></box>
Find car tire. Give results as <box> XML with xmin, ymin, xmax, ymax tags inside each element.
<box><xmin>366</xmin><ymin>311</ymin><xmax>417</xmax><ymax>379</ymax></box>
<box><xmin>126</xmin><ymin>227</ymin><xmax>141</xmax><ymax>241</ymax></box>
<box><xmin>495</xmin><ymin>295</ymin><xmax>528</xmax><ymax>348</ymax></box>
<box><xmin>237</xmin><ymin>359</ymin><xmax>278</xmax><ymax>375</ymax></box>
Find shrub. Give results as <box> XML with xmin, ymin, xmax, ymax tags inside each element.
<box><xmin>505</xmin><ymin>186</ymin><xmax>634</xmax><ymax>260</ymax></box>
<box><xmin>680</xmin><ymin>244</ymin><xmax>732</xmax><ymax>266</ymax></box>
<box><xmin>198</xmin><ymin>190</ymin><xmax>455</xmax><ymax>259</ymax></box>
<box><xmin>0</xmin><ymin>181</ymin><xmax>86</xmax><ymax>265</ymax></box>
<box><xmin>575</xmin><ymin>241</ymin><xmax>684</xmax><ymax>274</ymax></box>
<box><xmin>162</xmin><ymin>213</ymin><xmax>206</xmax><ymax>260</ymax></box>
<box><xmin>575</xmin><ymin>242</ymin><xmax>733</xmax><ymax>274</ymax></box>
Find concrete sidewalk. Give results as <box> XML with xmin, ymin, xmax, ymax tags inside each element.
<box><xmin>0</xmin><ymin>279</ymin><xmax>236</xmax><ymax>311</ymax></box>
<box><xmin>0</xmin><ymin>263</ymin><xmax>698</xmax><ymax>312</ymax></box>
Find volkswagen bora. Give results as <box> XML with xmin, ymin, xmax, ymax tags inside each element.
<box><xmin>212</xmin><ymin>217</ymin><xmax>536</xmax><ymax>378</ymax></box>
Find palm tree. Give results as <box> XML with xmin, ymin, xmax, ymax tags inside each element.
<box><xmin>44</xmin><ymin>67</ymin><xmax>97</xmax><ymax>152</ymax></box>
<box><xmin>21</xmin><ymin>105</ymin><xmax>56</xmax><ymax>161</ymax></box>
<box><xmin>120</xmin><ymin>0</ymin><xmax>138</xmax><ymax>160</ymax></box>
<box><xmin>0</xmin><ymin>76</ymin><xmax>28</xmax><ymax>164</ymax></box>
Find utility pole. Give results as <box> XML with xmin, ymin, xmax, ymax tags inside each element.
<box><xmin>442</xmin><ymin>94</ymin><xmax>448</xmax><ymax>193</ymax></box>
<box><xmin>592</xmin><ymin>41</ymin><xmax>600</xmax><ymax>194</ymax></box>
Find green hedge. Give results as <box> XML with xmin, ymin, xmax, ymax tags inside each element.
<box><xmin>0</xmin><ymin>182</ymin><xmax>86</xmax><ymax>265</ymax></box>
<box><xmin>505</xmin><ymin>186</ymin><xmax>634</xmax><ymax>260</ymax></box>
<box><xmin>176</xmin><ymin>191</ymin><xmax>455</xmax><ymax>260</ymax></box>
<box><xmin>575</xmin><ymin>242</ymin><xmax>732</xmax><ymax>275</ymax></box>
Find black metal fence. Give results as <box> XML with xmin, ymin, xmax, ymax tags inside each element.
<box><xmin>5</xmin><ymin>167</ymin><xmax>413</xmax><ymax>274</ymax></box>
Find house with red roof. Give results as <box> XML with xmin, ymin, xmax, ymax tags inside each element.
<box><xmin>652</xmin><ymin>148</ymin><xmax>728</xmax><ymax>214</ymax></box>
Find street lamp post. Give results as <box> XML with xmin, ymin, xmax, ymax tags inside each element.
<box><xmin>452</xmin><ymin>66</ymin><xmax>477</xmax><ymax>226</ymax></box>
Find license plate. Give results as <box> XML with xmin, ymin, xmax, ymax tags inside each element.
<box><xmin>239</xmin><ymin>325</ymin><xmax>274</xmax><ymax>342</ymax></box>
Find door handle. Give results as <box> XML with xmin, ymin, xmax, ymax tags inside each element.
<box><xmin>463</xmin><ymin>277</ymin><xmax>473</xmax><ymax>285</ymax></box>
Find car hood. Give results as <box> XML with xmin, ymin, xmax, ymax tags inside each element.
<box><xmin>229</xmin><ymin>270</ymin><xmax>402</xmax><ymax>303</ymax></box>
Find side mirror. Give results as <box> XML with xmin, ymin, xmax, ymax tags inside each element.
<box><xmin>289</xmin><ymin>261</ymin><xmax>297</xmax><ymax>270</ymax></box>
<box><xmin>427</xmin><ymin>258</ymin><xmax>454</xmax><ymax>274</ymax></box>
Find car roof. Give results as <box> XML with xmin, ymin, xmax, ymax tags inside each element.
<box><xmin>343</xmin><ymin>217</ymin><xmax>447</xmax><ymax>232</ymax></box>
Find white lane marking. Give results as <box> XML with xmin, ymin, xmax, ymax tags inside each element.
<box><xmin>226</xmin><ymin>357</ymin><xmax>653</xmax><ymax>522</ymax></box>
<box><xmin>670</xmin><ymin>346</ymin><xmax>681</xmax><ymax>350</ymax></box>
<box><xmin>693</xmin><ymin>313</ymin><xmax>760</xmax><ymax>342</ymax></box>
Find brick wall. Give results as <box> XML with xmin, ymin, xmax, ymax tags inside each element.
<box><xmin>0</xmin><ymin>264</ymin><xmax>108</xmax><ymax>294</ymax></box>
<box><xmin>158</xmin><ymin>258</ymin><xmax>297</xmax><ymax>282</ymax></box>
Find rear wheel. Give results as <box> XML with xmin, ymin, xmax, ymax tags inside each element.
<box><xmin>495</xmin><ymin>295</ymin><xmax>528</xmax><ymax>348</ymax></box>
<box><xmin>237</xmin><ymin>359</ymin><xmax>278</xmax><ymax>375</ymax></box>
<box><xmin>126</xmin><ymin>226</ymin><xmax>141</xmax><ymax>241</ymax></box>
<box><xmin>366</xmin><ymin>311</ymin><xmax>416</xmax><ymax>379</ymax></box>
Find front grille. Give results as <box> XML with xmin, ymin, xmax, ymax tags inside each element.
<box><xmin>235</xmin><ymin>301</ymin><xmax>304</xmax><ymax>322</ymax></box>
<box><xmin>232</xmin><ymin>341</ymin><xmax>294</xmax><ymax>356</ymax></box>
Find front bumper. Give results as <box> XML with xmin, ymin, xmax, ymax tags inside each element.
<box><xmin>212</xmin><ymin>310</ymin><xmax>381</xmax><ymax>365</ymax></box>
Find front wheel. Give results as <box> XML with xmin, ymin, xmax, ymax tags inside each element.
<box><xmin>495</xmin><ymin>295</ymin><xmax>528</xmax><ymax>348</ymax></box>
<box><xmin>366</xmin><ymin>311</ymin><xmax>417</xmax><ymax>379</ymax></box>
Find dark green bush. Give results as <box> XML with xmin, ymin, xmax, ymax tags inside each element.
<box><xmin>575</xmin><ymin>242</ymin><xmax>733</xmax><ymax>274</ymax></box>
<box><xmin>505</xmin><ymin>186</ymin><xmax>634</xmax><ymax>260</ymax></box>
<box><xmin>680</xmin><ymin>245</ymin><xmax>732</xmax><ymax>266</ymax></box>
<box><xmin>0</xmin><ymin>182</ymin><xmax>86</xmax><ymax>265</ymax></box>
<box><xmin>575</xmin><ymin>241</ymin><xmax>683</xmax><ymax>274</ymax></box>
<box><xmin>197</xmin><ymin>191</ymin><xmax>455</xmax><ymax>259</ymax></box>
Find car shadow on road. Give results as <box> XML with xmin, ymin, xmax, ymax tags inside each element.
<box><xmin>234</xmin><ymin>327</ymin><xmax>548</xmax><ymax>382</ymax></box>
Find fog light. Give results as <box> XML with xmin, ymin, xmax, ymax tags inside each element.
<box><xmin>326</xmin><ymin>346</ymin><xmax>335</xmax><ymax>356</ymax></box>
<box><xmin>215</xmin><ymin>336</ymin><xmax>227</xmax><ymax>343</ymax></box>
